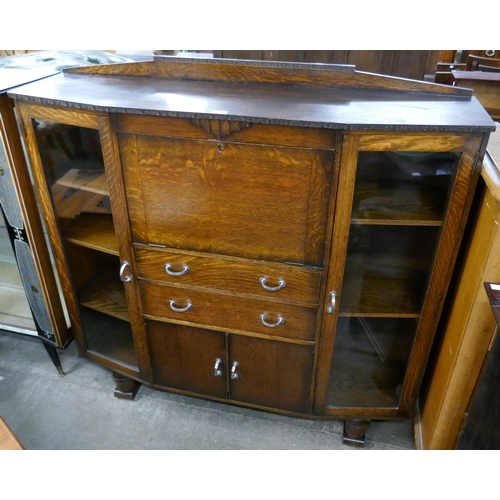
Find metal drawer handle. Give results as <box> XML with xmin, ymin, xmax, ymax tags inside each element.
<box><xmin>214</xmin><ymin>358</ymin><xmax>223</xmax><ymax>377</ymax></box>
<box><xmin>119</xmin><ymin>261</ymin><xmax>133</xmax><ymax>283</ymax></box>
<box><xmin>169</xmin><ymin>300</ymin><xmax>193</xmax><ymax>313</ymax></box>
<box><xmin>231</xmin><ymin>361</ymin><xmax>239</xmax><ymax>380</ymax></box>
<box><xmin>259</xmin><ymin>277</ymin><xmax>286</xmax><ymax>291</ymax></box>
<box><xmin>327</xmin><ymin>291</ymin><xmax>337</xmax><ymax>314</ymax></box>
<box><xmin>260</xmin><ymin>313</ymin><xmax>284</xmax><ymax>328</ymax></box>
<box><xmin>164</xmin><ymin>264</ymin><xmax>190</xmax><ymax>276</ymax></box>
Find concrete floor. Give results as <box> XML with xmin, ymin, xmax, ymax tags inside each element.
<box><xmin>0</xmin><ymin>329</ymin><xmax>415</xmax><ymax>450</ymax></box>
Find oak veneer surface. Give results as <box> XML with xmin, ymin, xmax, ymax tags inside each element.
<box><xmin>418</xmin><ymin>128</ymin><xmax>500</xmax><ymax>449</ymax></box>
<box><xmin>7</xmin><ymin>72</ymin><xmax>495</xmax><ymax>132</ymax></box>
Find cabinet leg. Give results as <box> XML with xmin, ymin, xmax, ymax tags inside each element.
<box><xmin>112</xmin><ymin>372</ymin><xmax>140</xmax><ymax>400</ymax></box>
<box><xmin>343</xmin><ymin>419</ymin><xmax>370</xmax><ymax>448</ymax></box>
<box><xmin>41</xmin><ymin>340</ymin><xmax>65</xmax><ymax>376</ymax></box>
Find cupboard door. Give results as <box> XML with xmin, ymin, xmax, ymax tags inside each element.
<box><xmin>147</xmin><ymin>321</ymin><xmax>227</xmax><ymax>399</ymax></box>
<box><xmin>228</xmin><ymin>335</ymin><xmax>313</xmax><ymax>413</ymax></box>
<box><xmin>318</xmin><ymin>134</ymin><xmax>480</xmax><ymax>412</ymax></box>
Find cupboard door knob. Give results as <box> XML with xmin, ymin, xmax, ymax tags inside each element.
<box><xmin>327</xmin><ymin>291</ymin><xmax>337</xmax><ymax>314</ymax></box>
<box><xmin>259</xmin><ymin>277</ymin><xmax>286</xmax><ymax>291</ymax></box>
<box><xmin>259</xmin><ymin>313</ymin><xmax>284</xmax><ymax>328</ymax></box>
<box><xmin>169</xmin><ymin>300</ymin><xmax>193</xmax><ymax>313</ymax></box>
<box><xmin>119</xmin><ymin>261</ymin><xmax>133</xmax><ymax>283</ymax></box>
<box><xmin>214</xmin><ymin>358</ymin><xmax>223</xmax><ymax>377</ymax></box>
<box><xmin>231</xmin><ymin>361</ymin><xmax>239</xmax><ymax>380</ymax></box>
<box><xmin>164</xmin><ymin>264</ymin><xmax>190</xmax><ymax>276</ymax></box>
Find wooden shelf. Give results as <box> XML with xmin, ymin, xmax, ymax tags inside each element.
<box><xmin>351</xmin><ymin>183</ymin><xmax>449</xmax><ymax>225</ymax></box>
<box><xmin>56</xmin><ymin>167</ymin><xmax>109</xmax><ymax>195</ymax></box>
<box><xmin>63</xmin><ymin>213</ymin><xmax>118</xmax><ymax>255</ymax></box>
<box><xmin>78</xmin><ymin>269</ymin><xmax>129</xmax><ymax>322</ymax></box>
<box><xmin>80</xmin><ymin>307</ymin><xmax>138</xmax><ymax>371</ymax></box>
<box><xmin>339</xmin><ymin>262</ymin><xmax>427</xmax><ymax>317</ymax></box>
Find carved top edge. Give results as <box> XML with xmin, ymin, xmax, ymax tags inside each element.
<box><xmin>152</xmin><ymin>55</ymin><xmax>356</xmax><ymax>71</ymax></box>
<box><xmin>10</xmin><ymin>94</ymin><xmax>497</xmax><ymax>133</ymax></box>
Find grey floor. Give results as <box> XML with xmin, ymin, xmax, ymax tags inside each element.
<box><xmin>0</xmin><ymin>329</ymin><xmax>415</xmax><ymax>450</ymax></box>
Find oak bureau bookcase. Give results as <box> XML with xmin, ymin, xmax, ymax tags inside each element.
<box><xmin>8</xmin><ymin>56</ymin><xmax>495</xmax><ymax>446</ymax></box>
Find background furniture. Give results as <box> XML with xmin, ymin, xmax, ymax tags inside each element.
<box><xmin>0</xmin><ymin>51</ymin><xmax>133</xmax><ymax>372</ymax></box>
<box><xmin>417</xmin><ymin>126</ymin><xmax>500</xmax><ymax>449</ymax></box>
<box><xmin>9</xmin><ymin>56</ymin><xmax>494</xmax><ymax>446</ymax></box>
<box><xmin>0</xmin><ymin>68</ymin><xmax>71</xmax><ymax>372</ymax></box>
<box><xmin>456</xmin><ymin>282</ymin><xmax>500</xmax><ymax>449</ymax></box>
<box><xmin>451</xmin><ymin>71</ymin><xmax>500</xmax><ymax>121</ymax></box>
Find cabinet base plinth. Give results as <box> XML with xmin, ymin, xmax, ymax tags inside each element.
<box><xmin>112</xmin><ymin>372</ymin><xmax>140</xmax><ymax>400</ymax></box>
<box><xmin>343</xmin><ymin>419</ymin><xmax>370</xmax><ymax>448</ymax></box>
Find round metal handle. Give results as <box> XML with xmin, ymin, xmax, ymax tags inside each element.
<box><xmin>231</xmin><ymin>361</ymin><xmax>239</xmax><ymax>380</ymax></box>
<box><xmin>259</xmin><ymin>277</ymin><xmax>286</xmax><ymax>291</ymax></box>
<box><xmin>327</xmin><ymin>291</ymin><xmax>337</xmax><ymax>314</ymax></box>
<box><xmin>164</xmin><ymin>264</ymin><xmax>190</xmax><ymax>276</ymax></box>
<box><xmin>259</xmin><ymin>313</ymin><xmax>284</xmax><ymax>328</ymax></box>
<box><xmin>214</xmin><ymin>358</ymin><xmax>223</xmax><ymax>377</ymax></box>
<box><xmin>169</xmin><ymin>300</ymin><xmax>193</xmax><ymax>313</ymax></box>
<box><xmin>119</xmin><ymin>261</ymin><xmax>132</xmax><ymax>283</ymax></box>
<box><xmin>485</xmin><ymin>50</ymin><xmax>496</xmax><ymax>57</ymax></box>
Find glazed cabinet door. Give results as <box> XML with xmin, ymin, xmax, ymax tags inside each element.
<box><xmin>316</xmin><ymin>133</ymin><xmax>483</xmax><ymax>416</ymax></box>
<box><xmin>17</xmin><ymin>104</ymin><xmax>148</xmax><ymax>379</ymax></box>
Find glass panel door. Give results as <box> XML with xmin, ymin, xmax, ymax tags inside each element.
<box><xmin>327</xmin><ymin>150</ymin><xmax>460</xmax><ymax>408</ymax></box>
<box><xmin>32</xmin><ymin>120</ymin><xmax>138</xmax><ymax>370</ymax></box>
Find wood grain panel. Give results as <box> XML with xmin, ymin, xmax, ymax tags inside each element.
<box><xmin>133</xmin><ymin>245</ymin><xmax>321</xmax><ymax>304</ymax></box>
<box><xmin>358</xmin><ymin>134</ymin><xmax>466</xmax><ymax>152</ymax></box>
<box><xmin>121</xmin><ymin>134</ymin><xmax>333</xmax><ymax>265</ymax></box>
<box><xmin>65</xmin><ymin>58</ymin><xmax>472</xmax><ymax>96</ymax></box>
<box><xmin>116</xmin><ymin>114</ymin><xmax>336</xmax><ymax>150</ymax></box>
<box><xmin>229</xmin><ymin>335</ymin><xmax>313</xmax><ymax>413</ymax></box>
<box><xmin>420</xmin><ymin>184</ymin><xmax>500</xmax><ymax>449</ymax></box>
<box><xmin>139</xmin><ymin>280</ymin><xmax>318</xmax><ymax>342</ymax></box>
<box><xmin>18</xmin><ymin>103</ymin><xmax>100</xmax><ymax>129</ymax></box>
<box><xmin>147</xmin><ymin>321</ymin><xmax>227</xmax><ymax>398</ymax></box>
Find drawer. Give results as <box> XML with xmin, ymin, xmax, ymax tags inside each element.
<box><xmin>140</xmin><ymin>281</ymin><xmax>318</xmax><ymax>342</ymax></box>
<box><xmin>134</xmin><ymin>245</ymin><xmax>322</xmax><ymax>304</ymax></box>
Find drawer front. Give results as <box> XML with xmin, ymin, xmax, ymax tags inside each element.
<box><xmin>120</xmin><ymin>133</ymin><xmax>334</xmax><ymax>266</ymax></box>
<box><xmin>140</xmin><ymin>281</ymin><xmax>318</xmax><ymax>342</ymax></box>
<box><xmin>134</xmin><ymin>246</ymin><xmax>322</xmax><ymax>304</ymax></box>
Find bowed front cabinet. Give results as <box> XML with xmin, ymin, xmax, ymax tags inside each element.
<box><xmin>9</xmin><ymin>57</ymin><xmax>495</xmax><ymax>446</ymax></box>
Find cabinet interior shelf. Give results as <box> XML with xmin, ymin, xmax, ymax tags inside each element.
<box><xmin>340</xmin><ymin>264</ymin><xmax>427</xmax><ymax>317</ymax></box>
<box><xmin>56</xmin><ymin>168</ymin><xmax>109</xmax><ymax>196</ymax></box>
<box><xmin>351</xmin><ymin>219</ymin><xmax>443</xmax><ymax>227</ymax></box>
<box><xmin>78</xmin><ymin>269</ymin><xmax>129</xmax><ymax>322</ymax></box>
<box><xmin>80</xmin><ymin>308</ymin><xmax>138</xmax><ymax>371</ymax></box>
<box><xmin>352</xmin><ymin>181</ymin><xmax>449</xmax><ymax>224</ymax></box>
<box><xmin>62</xmin><ymin>213</ymin><xmax>118</xmax><ymax>255</ymax></box>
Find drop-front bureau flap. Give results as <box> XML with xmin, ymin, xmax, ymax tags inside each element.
<box><xmin>119</xmin><ymin>131</ymin><xmax>334</xmax><ymax>266</ymax></box>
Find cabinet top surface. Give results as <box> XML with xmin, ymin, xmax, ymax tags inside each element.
<box><xmin>7</xmin><ymin>58</ymin><xmax>496</xmax><ymax>132</ymax></box>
